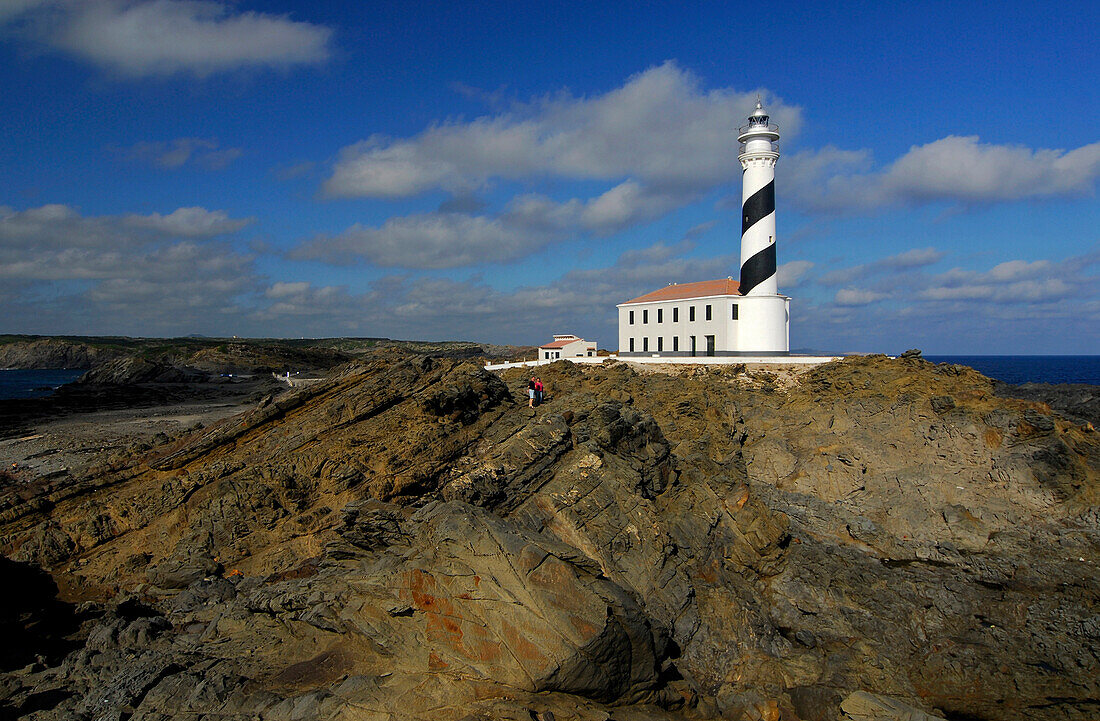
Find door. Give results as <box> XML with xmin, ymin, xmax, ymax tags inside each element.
<box><xmin>705</xmin><ymin>335</ymin><xmax>715</xmax><ymax>357</ymax></box>
<box><xmin>690</xmin><ymin>336</ymin><xmax>696</xmax><ymax>357</ymax></box>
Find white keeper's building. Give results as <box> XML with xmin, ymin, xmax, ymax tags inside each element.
<box><xmin>617</xmin><ymin>278</ymin><xmax>789</xmax><ymax>358</ymax></box>
<box><xmin>617</xmin><ymin>100</ymin><xmax>791</xmax><ymax>358</ymax></box>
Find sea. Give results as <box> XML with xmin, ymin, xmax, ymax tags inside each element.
<box><xmin>0</xmin><ymin>369</ymin><xmax>86</xmax><ymax>401</ymax></box>
<box><xmin>923</xmin><ymin>356</ymin><xmax>1100</xmax><ymax>385</ymax></box>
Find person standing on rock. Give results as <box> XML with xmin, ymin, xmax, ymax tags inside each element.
<box><xmin>535</xmin><ymin>377</ymin><xmax>544</xmax><ymax>406</ymax></box>
<box><xmin>528</xmin><ymin>377</ymin><xmax>537</xmax><ymax>407</ymax></box>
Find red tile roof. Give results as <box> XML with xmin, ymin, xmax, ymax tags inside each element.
<box><xmin>621</xmin><ymin>278</ymin><xmax>740</xmax><ymax>305</ymax></box>
<box><xmin>540</xmin><ymin>338</ymin><xmax>581</xmax><ymax>349</ymax></box>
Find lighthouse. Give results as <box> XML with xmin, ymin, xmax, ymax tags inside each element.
<box><xmin>735</xmin><ymin>100</ymin><xmax>789</xmax><ymax>353</ymax></box>
<box><xmin>738</xmin><ymin>100</ymin><xmax>779</xmax><ymax>295</ymax></box>
<box><xmin>614</xmin><ymin>98</ymin><xmax>791</xmax><ymax>357</ymax></box>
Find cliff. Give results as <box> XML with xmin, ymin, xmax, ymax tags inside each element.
<box><xmin>0</xmin><ymin>353</ymin><xmax>1096</xmax><ymax>721</ymax></box>
<box><xmin>0</xmin><ymin>335</ymin><xmax>531</xmax><ymax>373</ymax></box>
<box><xmin>0</xmin><ymin>338</ymin><xmax>123</xmax><ymax>370</ymax></box>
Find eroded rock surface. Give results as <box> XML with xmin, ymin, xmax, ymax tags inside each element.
<box><xmin>0</xmin><ymin>352</ymin><xmax>1097</xmax><ymax>720</ymax></box>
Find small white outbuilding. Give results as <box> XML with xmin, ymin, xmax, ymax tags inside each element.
<box><xmin>539</xmin><ymin>334</ymin><xmax>597</xmax><ymax>361</ymax></box>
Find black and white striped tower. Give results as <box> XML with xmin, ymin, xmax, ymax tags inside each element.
<box><xmin>737</xmin><ymin>100</ymin><xmax>780</xmax><ymax>295</ymax></box>
<box><xmin>734</xmin><ymin>99</ymin><xmax>789</xmax><ymax>354</ymax></box>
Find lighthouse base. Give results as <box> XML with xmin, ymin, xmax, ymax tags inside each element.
<box><xmin>736</xmin><ymin>294</ymin><xmax>790</xmax><ymax>354</ymax></box>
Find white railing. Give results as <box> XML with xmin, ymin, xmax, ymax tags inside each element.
<box><xmin>483</xmin><ymin>356</ymin><xmax>606</xmax><ymax>371</ymax></box>
<box><xmin>738</xmin><ymin>121</ymin><xmax>779</xmax><ymax>134</ymax></box>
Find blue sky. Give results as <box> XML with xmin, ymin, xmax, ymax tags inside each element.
<box><xmin>1</xmin><ymin>0</ymin><xmax>1098</xmax><ymax>353</ymax></box>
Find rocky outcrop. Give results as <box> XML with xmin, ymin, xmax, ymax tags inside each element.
<box><xmin>994</xmin><ymin>380</ymin><xmax>1100</xmax><ymax>428</ymax></box>
<box><xmin>0</xmin><ymin>352</ymin><xmax>1097</xmax><ymax>720</ymax></box>
<box><xmin>840</xmin><ymin>691</ymin><xmax>948</xmax><ymax>721</ymax></box>
<box><xmin>0</xmin><ymin>338</ymin><xmax>122</xmax><ymax>370</ymax></box>
<box><xmin>183</xmin><ymin>342</ymin><xmax>353</xmax><ymax>375</ymax></box>
<box><xmin>75</xmin><ymin>356</ymin><xmax>209</xmax><ymax>384</ymax></box>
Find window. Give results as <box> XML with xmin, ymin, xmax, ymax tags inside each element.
<box><xmin>673</xmin><ymin>307</ymin><xmax>679</xmax><ymax>322</ymax></box>
<box><xmin>705</xmin><ymin>304</ymin><xmax>712</xmax><ymax>321</ymax></box>
<box><xmin>555</xmin><ymin>351</ymin><xmax>561</xmax><ymax>358</ymax></box>
<box><xmin>657</xmin><ymin>337</ymin><xmax>663</xmax><ymax>352</ymax></box>
<box><xmin>689</xmin><ymin>306</ymin><xmax>696</xmax><ymax>322</ymax></box>
<box><xmin>731</xmin><ymin>304</ymin><xmax>739</xmax><ymax>320</ymax></box>
<box><xmin>673</xmin><ymin>336</ymin><xmax>679</xmax><ymax>352</ymax></box>
<box><xmin>657</xmin><ymin>308</ymin><xmax>663</xmax><ymax>323</ymax></box>
<box><xmin>643</xmin><ymin>309</ymin><xmax>649</xmax><ymax>324</ymax></box>
<box><xmin>629</xmin><ymin>310</ymin><xmax>635</xmax><ymax>325</ymax></box>
<box><xmin>643</xmin><ymin>337</ymin><xmax>649</xmax><ymax>352</ymax></box>
<box><xmin>629</xmin><ymin>338</ymin><xmax>635</xmax><ymax>352</ymax></box>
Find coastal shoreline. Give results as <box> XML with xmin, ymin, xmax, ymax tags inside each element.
<box><xmin>0</xmin><ymin>384</ymin><xmax>271</xmax><ymax>482</ymax></box>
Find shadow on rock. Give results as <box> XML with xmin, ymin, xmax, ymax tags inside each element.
<box><xmin>0</xmin><ymin>556</ymin><xmax>84</xmax><ymax>671</ymax></box>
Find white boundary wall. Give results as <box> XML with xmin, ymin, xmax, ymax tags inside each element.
<box><xmin>485</xmin><ymin>354</ymin><xmax>843</xmax><ymax>371</ymax></box>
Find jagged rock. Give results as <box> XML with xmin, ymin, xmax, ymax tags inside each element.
<box><xmin>0</xmin><ymin>338</ymin><xmax>121</xmax><ymax>370</ymax></box>
<box><xmin>0</xmin><ymin>352</ymin><xmax>1097</xmax><ymax>721</ymax></box>
<box><xmin>840</xmin><ymin>690</ymin><xmax>947</xmax><ymax>721</ymax></box>
<box><xmin>995</xmin><ymin>381</ymin><xmax>1100</xmax><ymax>428</ymax></box>
<box><xmin>77</xmin><ymin>356</ymin><xmax>208</xmax><ymax>385</ymax></box>
<box><xmin>146</xmin><ymin>552</ymin><xmax>222</xmax><ymax>589</ymax></box>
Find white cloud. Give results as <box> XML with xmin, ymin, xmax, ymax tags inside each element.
<box><xmin>112</xmin><ymin>137</ymin><xmax>242</xmax><ymax>169</ymax></box>
<box><xmin>579</xmin><ymin>181</ymin><xmax>687</xmax><ymax>234</ymax></box>
<box><xmin>0</xmin><ymin>203</ymin><xmax>249</xmax><ymax>253</ymax></box>
<box><xmin>616</xmin><ymin>240</ymin><xmax>694</xmax><ymax>269</ymax></box>
<box><xmin>0</xmin><ymin>203</ymin><xmax>252</xmax><ymax>272</ymax></box>
<box><xmin>794</xmin><ymin>250</ymin><xmax>1100</xmax><ymax>354</ymax></box>
<box><xmin>352</xmin><ymin>241</ymin><xmax>741</xmax><ymax>342</ymax></box>
<box><xmin>263</xmin><ymin>239</ymin><xmax>745</xmax><ymax>342</ymax></box>
<box><xmin>834</xmin><ymin>288</ymin><xmax>886</xmax><ymax>306</ymax></box>
<box><xmin>819</xmin><ymin>247</ymin><xmax>944</xmax><ymax>286</ymax></box>
<box><xmin>294</xmin><ymin>181</ymin><xmax>697</xmax><ymax>269</ymax></box>
<box><xmin>3</xmin><ymin>0</ymin><xmax>332</xmax><ymax>77</ymax></box>
<box><xmin>985</xmin><ymin>259</ymin><xmax>1051</xmax><ymax>282</ymax></box>
<box><xmin>778</xmin><ymin>260</ymin><xmax>814</xmax><ymax>287</ymax></box>
<box><xmin>124</xmin><ymin>207</ymin><xmax>253</xmax><ymax>237</ymax></box>
<box><xmin>324</xmin><ymin>62</ymin><xmax>800</xmax><ymax>199</ymax></box>
<box><xmin>272</xmin><ymin>160</ymin><xmax>316</xmax><ymax>181</ymax></box>
<box><xmin>915</xmin><ymin>260</ymin><xmax>1074</xmax><ymax>303</ymax></box>
<box><xmin>6</xmin><ymin>206</ymin><xmax>1097</xmax><ymax>351</ymax></box>
<box><xmin>301</xmin><ymin>64</ymin><xmax>800</xmax><ymax>269</ymax></box>
<box><xmin>888</xmin><ymin>137</ymin><xmax>1100</xmax><ymax>203</ymax></box>
<box><xmin>788</xmin><ymin>136</ymin><xmax>1100</xmax><ymax>213</ymax></box>
<box><xmin>817</xmin><ymin>266</ymin><xmax>862</xmax><ymax>286</ymax></box>
<box><xmin>881</xmin><ymin>247</ymin><xmax>944</xmax><ymax>269</ymax></box>
<box><xmin>0</xmin><ymin>0</ymin><xmax>47</xmax><ymax>24</ymax></box>
<box><xmin>122</xmin><ymin>205</ymin><xmax>253</xmax><ymax>236</ymax></box>
<box><xmin>293</xmin><ymin>212</ymin><xmax>557</xmax><ymax>269</ymax></box>
<box><xmin>2</xmin><ymin>239</ymin><xmax>258</xmax><ymax>332</ymax></box>
<box><xmin>265</xmin><ymin>281</ymin><xmax>312</xmax><ymax>299</ymax></box>
<box><xmin>818</xmin><ymin>253</ymin><xmax>1094</xmax><ymax>312</ymax></box>
<box><xmin>0</xmin><ymin>201</ymin><xmax>260</xmax><ymax>334</ymax></box>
